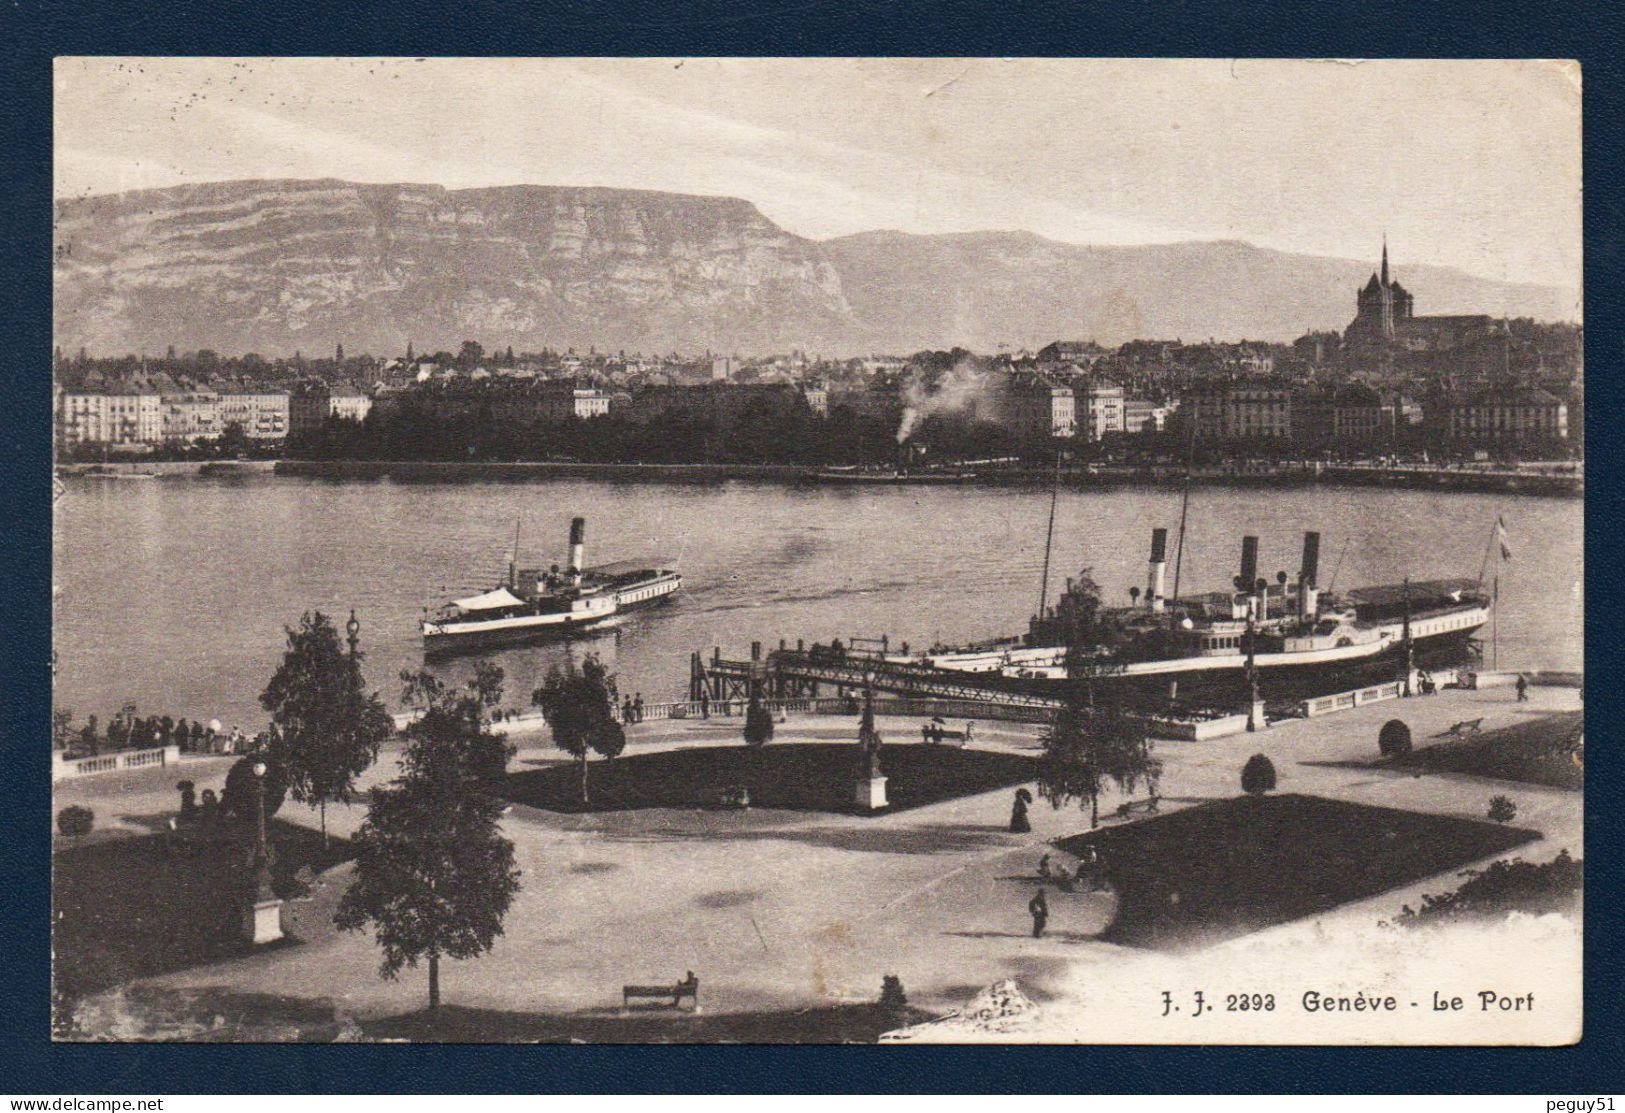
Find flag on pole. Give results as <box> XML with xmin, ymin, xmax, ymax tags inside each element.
<box><xmin>1496</xmin><ymin>515</ymin><xmax>1512</xmax><ymax>561</ymax></box>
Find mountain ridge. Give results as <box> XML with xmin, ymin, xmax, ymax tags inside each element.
<box><xmin>54</xmin><ymin>179</ymin><xmax>1577</xmax><ymax>357</ymax></box>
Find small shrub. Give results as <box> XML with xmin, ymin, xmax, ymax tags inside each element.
<box><xmin>879</xmin><ymin>974</ymin><xmax>908</xmax><ymax>1009</ymax></box>
<box><xmin>1392</xmin><ymin>850</ymin><xmax>1580</xmax><ymax>927</ymax></box>
<box><xmin>57</xmin><ymin>805</ymin><xmax>94</xmax><ymax>838</ymax></box>
<box><xmin>1487</xmin><ymin>795</ymin><xmax>1518</xmax><ymax>824</ymax></box>
<box><xmin>1240</xmin><ymin>753</ymin><xmax>1276</xmax><ymax>796</ymax></box>
<box><xmin>1378</xmin><ymin>719</ymin><xmax>1413</xmax><ymax>757</ymax></box>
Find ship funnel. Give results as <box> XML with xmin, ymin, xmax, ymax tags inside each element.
<box><xmin>568</xmin><ymin>516</ymin><xmax>586</xmax><ymax>577</ymax></box>
<box><xmin>1238</xmin><ymin>535</ymin><xmax>1260</xmax><ymax>620</ymax></box>
<box><xmin>1147</xmin><ymin>527</ymin><xmax>1168</xmax><ymax>613</ymax></box>
<box><xmin>1299</xmin><ymin>531</ymin><xmax>1321</xmax><ymax>619</ymax></box>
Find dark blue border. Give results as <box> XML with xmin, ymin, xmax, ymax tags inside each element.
<box><xmin>4</xmin><ymin>0</ymin><xmax>1621</xmax><ymax>1094</ymax></box>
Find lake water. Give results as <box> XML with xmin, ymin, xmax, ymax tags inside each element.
<box><xmin>53</xmin><ymin>476</ymin><xmax>1583</xmax><ymax>730</ymax></box>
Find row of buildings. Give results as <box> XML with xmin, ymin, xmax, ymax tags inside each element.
<box><xmin>55</xmin><ymin>376</ymin><xmax>372</xmax><ymax>450</ymax></box>
<box><xmin>967</xmin><ymin>373</ymin><xmax>1567</xmax><ymax>451</ymax></box>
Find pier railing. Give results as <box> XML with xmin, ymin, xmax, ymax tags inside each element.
<box><xmin>52</xmin><ymin>744</ymin><xmax>181</xmax><ymax>783</ymax></box>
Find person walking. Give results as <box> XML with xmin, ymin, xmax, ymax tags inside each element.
<box><xmin>622</xmin><ymin>696</ymin><xmax>635</xmax><ymax>723</ymax></box>
<box><xmin>1028</xmin><ymin>889</ymin><xmax>1049</xmax><ymax>939</ymax></box>
<box><xmin>1515</xmin><ymin>673</ymin><xmax>1529</xmax><ymax>702</ymax></box>
<box><xmin>633</xmin><ymin>694</ymin><xmax>644</xmax><ymax>723</ymax></box>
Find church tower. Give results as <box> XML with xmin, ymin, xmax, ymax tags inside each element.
<box><xmin>1379</xmin><ymin>239</ymin><xmax>1394</xmax><ymax>339</ymax></box>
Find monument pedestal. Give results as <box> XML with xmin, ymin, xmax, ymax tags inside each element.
<box><xmin>244</xmin><ymin>897</ymin><xmax>285</xmax><ymax>945</ymax></box>
<box><xmin>854</xmin><ymin>776</ymin><xmax>889</xmax><ymax>811</ymax></box>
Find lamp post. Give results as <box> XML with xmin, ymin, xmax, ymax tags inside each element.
<box><xmin>1244</xmin><ymin>584</ymin><xmax>1263</xmax><ymax>733</ymax></box>
<box><xmin>251</xmin><ymin>760</ymin><xmax>273</xmax><ymax>901</ymax></box>
<box><xmin>242</xmin><ymin>758</ymin><xmax>284</xmax><ymax>943</ymax></box>
<box><xmin>347</xmin><ymin>609</ymin><xmax>361</xmax><ymax>661</ymax></box>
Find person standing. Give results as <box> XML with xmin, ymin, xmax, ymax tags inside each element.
<box><xmin>633</xmin><ymin>693</ymin><xmax>644</xmax><ymax>723</ymax></box>
<box><xmin>1009</xmin><ymin>787</ymin><xmax>1032</xmax><ymax>833</ymax></box>
<box><xmin>1028</xmin><ymin>888</ymin><xmax>1049</xmax><ymax>938</ymax></box>
<box><xmin>1515</xmin><ymin>673</ymin><xmax>1529</xmax><ymax>702</ymax></box>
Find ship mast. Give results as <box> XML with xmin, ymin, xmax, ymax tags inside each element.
<box><xmin>1036</xmin><ymin>448</ymin><xmax>1061</xmax><ymax>621</ymax></box>
<box><xmin>508</xmin><ymin>517</ymin><xmax>521</xmax><ymax>591</ymax></box>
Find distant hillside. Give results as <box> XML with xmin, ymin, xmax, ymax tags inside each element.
<box><xmin>52</xmin><ymin>179</ymin><xmax>1577</xmax><ymax>357</ymax></box>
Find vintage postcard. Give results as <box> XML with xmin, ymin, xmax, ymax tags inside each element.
<box><xmin>51</xmin><ymin>57</ymin><xmax>1582</xmax><ymax>1044</ymax></box>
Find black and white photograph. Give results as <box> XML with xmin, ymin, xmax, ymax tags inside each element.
<box><xmin>49</xmin><ymin>57</ymin><xmax>1582</xmax><ymax>1045</ymax></box>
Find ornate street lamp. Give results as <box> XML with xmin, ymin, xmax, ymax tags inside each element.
<box><xmin>242</xmin><ymin>758</ymin><xmax>284</xmax><ymax>944</ymax></box>
<box><xmin>347</xmin><ymin>609</ymin><xmax>361</xmax><ymax>661</ymax></box>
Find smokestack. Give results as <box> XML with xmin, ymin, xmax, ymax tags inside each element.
<box><xmin>1147</xmin><ymin>527</ymin><xmax>1168</xmax><ymax>613</ymax></box>
<box><xmin>568</xmin><ymin>516</ymin><xmax>586</xmax><ymax>578</ymax></box>
<box><xmin>1299</xmin><ymin>531</ymin><xmax>1321</xmax><ymax>619</ymax></box>
<box><xmin>1239</xmin><ymin>535</ymin><xmax>1260</xmax><ymax>619</ymax></box>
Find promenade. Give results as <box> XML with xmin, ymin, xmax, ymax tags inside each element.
<box><xmin>56</xmin><ymin>681</ymin><xmax>1581</xmax><ymax>1041</ymax></box>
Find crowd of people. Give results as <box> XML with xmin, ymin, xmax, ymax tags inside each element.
<box><xmin>59</xmin><ymin>709</ymin><xmax>264</xmax><ymax>758</ymax></box>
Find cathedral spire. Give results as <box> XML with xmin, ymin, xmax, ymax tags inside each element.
<box><xmin>1381</xmin><ymin>236</ymin><xmax>1389</xmax><ymax>287</ymax></box>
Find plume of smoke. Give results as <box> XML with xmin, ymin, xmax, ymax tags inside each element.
<box><xmin>896</xmin><ymin>359</ymin><xmax>995</xmax><ymax>443</ymax></box>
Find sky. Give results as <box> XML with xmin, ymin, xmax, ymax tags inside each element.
<box><xmin>54</xmin><ymin>57</ymin><xmax>1581</xmax><ymax>289</ymax></box>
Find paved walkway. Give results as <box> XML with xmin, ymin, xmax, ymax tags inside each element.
<box><xmin>57</xmin><ymin>683</ymin><xmax>1581</xmax><ymax>1036</ymax></box>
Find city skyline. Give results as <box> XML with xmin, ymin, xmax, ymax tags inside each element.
<box><xmin>55</xmin><ymin>58</ymin><xmax>1580</xmax><ymax>291</ymax></box>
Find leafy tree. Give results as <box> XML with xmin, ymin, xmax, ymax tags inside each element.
<box><xmin>400</xmin><ymin>661</ymin><xmax>514</xmax><ymax>781</ymax></box>
<box><xmin>1037</xmin><ymin>701</ymin><xmax>1161</xmax><ymax>828</ymax></box>
<box><xmin>222</xmin><ymin>754</ymin><xmax>289</xmax><ymax>821</ymax></box>
<box><xmin>218</xmin><ymin>420</ymin><xmax>250</xmax><ymax>458</ymax></box>
<box><xmin>261</xmin><ymin>611</ymin><xmax>396</xmax><ymax>844</ymax></box>
<box><xmin>52</xmin><ymin>709</ymin><xmax>74</xmax><ymax>750</ymax></box>
<box><xmin>335</xmin><ymin>666</ymin><xmax>522</xmax><ymax>1011</ymax></box>
<box><xmin>532</xmin><ymin>653</ymin><xmax>622</xmax><ymax>803</ymax></box>
<box><xmin>1241</xmin><ymin>753</ymin><xmax>1277</xmax><ymax>796</ymax></box>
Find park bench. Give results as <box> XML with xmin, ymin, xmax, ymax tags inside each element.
<box><xmin>1115</xmin><ymin>796</ymin><xmax>1160</xmax><ymax>818</ymax></box>
<box><xmin>922</xmin><ymin>721</ymin><xmax>973</xmax><ymax>747</ymax></box>
<box><xmin>623</xmin><ymin>973</ymin><xmax>699</xmax><ymax>1011</ymax></box>
<box><xmin>1436</xmin><ymin>718</ymin><xmax>1484</xmax><ymax>739</ymax></box>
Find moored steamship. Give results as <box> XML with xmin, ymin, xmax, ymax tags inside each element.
<box><xmin>903</xmin><ymin>529</ymin><xmax>1490</xmax><ymax>704</ymax></box>
<box><xmin>421</xmin><ymin>517</ymin><xmax>681</xmax><ymax>652</ymax></box>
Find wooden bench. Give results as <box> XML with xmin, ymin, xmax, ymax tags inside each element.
<box><xmin>623</xmin><ymin>973</ymin><xmax>699</xmax><ymax>1011</ymax></box>
<box><xmin>1436</xmin><ymin>718</ymin><xmax>1484</xmax><ymax>739</ymax></box>
<box><xmin>922</xmin><ymin>722</ymin><xmax>973</xmax><ymax>747</ymax></box>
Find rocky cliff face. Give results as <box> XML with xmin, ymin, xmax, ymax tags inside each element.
<box><xmin>54</xmin><ymin>179</ymin><xmax>857</xmax><ymax>357</ymax></box>
<box><xmin>53</xmin><ymin>179</ymin><xmax>1576</xmax><ymax>357</ymax></box>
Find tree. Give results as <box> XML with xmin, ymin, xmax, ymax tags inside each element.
<box><xmin>1037</xmin><ymin>701</ymin><xmax>1160</xmax><ymax>829</ymax></box>
<box><xmin>218</xmin><ymin>420</ymin><xmax>250</xmax><ymax>458</ymax></box>
<box><xmin>334</xmin><ymin>666</ymin><xmax>521</xmax><ymax>1012</ymax></box>
<box><xmin>532</xmin><ymin>653</ymin><xmax>622</xmax><ymax>803</ymax></box>
<box><xmin>261</xmin><ymin>611</ymin><xmax>396</xmax><ymax>845</ymax></box>
<box><xmin>1241</xmin><ymin>753</ymin><xmax>1277</xmax><ymax>796</ymax></box>
<box><xmin>400</xmin><ymin>661</ymin><xmax>514</xmax><ymax>781</ymax></box>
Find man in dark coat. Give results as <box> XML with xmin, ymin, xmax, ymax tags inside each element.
<box><xmin>1029</xmin><ymin>888</ymin><xmax>1049</xmax><ymax>938</ymax></box>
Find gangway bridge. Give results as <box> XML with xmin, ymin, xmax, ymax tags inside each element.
<box><xmin>690</xmin><ymin>638</ymin><xmax>1065</xmax><ymax>712</ymax></box>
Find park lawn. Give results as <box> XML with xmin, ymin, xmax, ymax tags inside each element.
<box><xmin>498</xmin><ymin>741</ymin><xmax>1039</xmax><ymax>815</ymax></box>
<box><xmin>1389</xmin><ymin>711</ymin><xmax>1583</xmax><ymax>790</ymax></box>
<box><xmin>1055</xmin><ymin>793</ymin><xmax>1539</xmax><ymax>951</ymax></box>
<box><xmin>53</xmin><ymin>819</ymin><xmax>353</xmax><ymax>1011</ymax></box>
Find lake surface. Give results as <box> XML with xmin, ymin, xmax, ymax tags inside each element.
<box><xmin>53</xmin><ymin>476</ymin><xmax>1583</xmax><ymax>731</ymax></box>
